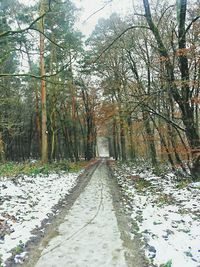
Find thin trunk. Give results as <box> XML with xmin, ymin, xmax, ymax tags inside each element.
<box><xmin>35</xmin><ymin>88</ymin><xmax>41</xmax><ymax>156</ymax></box>
<box><xmin>0</xmin><ymin>133</ymin><xmax>5</xmax><ymax>162</ymax></box>
<box><xmin>120</xmin><ymin>118</ymin><xmax>126</xmax><ymax>161</ymax></box>
<box><xmin>152</xmin><ymin>118</ymin><xmax>175</xmax><ymax>170</ymax></box>
<box><xmin>16</xmin><ymin>20</ymin><xmax>41</xmax><ymax>157</ymax></box>
<box><xmin>39</xmin><ymin>0</ymin><xmax>48</xmax><ymax>163</ymax></box>
<box><xmin>143</xmin><ymin>111</ymin><xmax>157</xmax><ymax>166</ymax></box>
<box><xmin>112</xmin><ymin>119</ymin><xmax>118</xmax><ymax>160</ymax></box>
<box><xmin>49</xmin><ymin>32</ymin><xmax>57</xmax><ymax>161</ymax></box>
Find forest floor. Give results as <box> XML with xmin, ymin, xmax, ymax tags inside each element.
<box><xmin>24</xmin><ymin>159</ymin><xmax>146</xmax><ymax>267</ymax></box>
<box><xmin>0</xmin><ymin>163</ymin><xmax>86</xmax><ymax>266</ymax></box>
<box><xmin>0</xmin><ymin>159</ymin><xmax>147</xmax><ymax>267</ymax></box>
<box><xmin>110</xmin><ymin>159</ymin><xmax>200</xmax><ymax>267</ymax></box>
<box><xmin>1</xmin><ymin>158</ymin><xmax>200</xmax><ymax>267</ymax></box>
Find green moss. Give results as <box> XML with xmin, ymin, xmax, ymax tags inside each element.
<box><xmin>176</xmin><ymin>179</ymin><xmax>191</xmax><ymax>189</ymax></box>
<box><xmin>68</xmin><ymin>161</ymin><xmax>87</xmax><ymax>172</ymax></box>
<box><xmin>153</xmin><ymin>221</ymin><xmax>162</xmax><ymax>225</ymax></box>
<box><xmin>178</xmin><ymin>208</ymin><xmax>190</xmax><ymax>215</ymax></box>
<box><xmin>135</xmin><ymin>178</ymin><xmax>152</xmax><ymax>191</ymax></box>
<box><xmin>153</xmin><ymin>165</ymin><xmax>168</xmax><ymax>176</ymax></box>
<box><xmin>131</xmin><ymin>220</ymin><xmax>140</xmax><ymax>234</ymax></box>
<box><xmin>15</xmin><ymin>244</ymin><xmax>23</xmax><ymax>254</ymax></box>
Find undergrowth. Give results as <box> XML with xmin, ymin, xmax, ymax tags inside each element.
<box><xmin>0</xmin><ymin>160</ymin><xmax>87</xmax><ymax>178</ymax></box>
<box><xmin>176</xmin><ymin>178</ymin><xmax>191</xmax><ymax>189</ymax></box>
<box><xmin>117</xmin><ymin>158</ymin><xmax>192</xmax><ymax>182</ymax></box>
<box><xmin>135</xmin><ymin>178</ymin><xmax>152</xmax><ymax>191</ymax></box>
<box><xmin>160</xmin><ymin>259</ymin><xmax>172</xmax><ymax>267</ymax></box>
<box><xmin>0</xmin><ymin>254</ymin><xmax>2</xmax><ymax>267</ymax></box>
<box><xmin>14</xmin><ymin>240</ymin><xmax>24</xmax><ymax>255</ymax></box>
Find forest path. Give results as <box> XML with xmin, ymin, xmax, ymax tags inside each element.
<box><xmin>35</xmin><ymin>159</ymin><xmax>128</xmax><ymax>267</ymax></box>
<box><xmin>19</xmin><ymin>159</ymin><xmax>145</xmax><ymax>267</ymax></box>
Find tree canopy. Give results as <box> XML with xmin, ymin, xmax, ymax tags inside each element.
<box><xmin>0</xmin><ymin>0</ymin><xmax>200</xmax><ymax>179</ymax></box>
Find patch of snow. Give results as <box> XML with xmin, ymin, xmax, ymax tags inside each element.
<box><xmin>0</xmin><ymin>171</ymin><xmax>82</xmax><ymax>266</ymax></box>
<box><xmin>14</xmin><ymin>251</ymin><xmax>28</xmax><ymax>264</ymax></box>
<box><xmin>113</xmin><ymin>162</ymin><xmax>200</xmax><ymax>267</ymax></box>
<box><xmin>189</xmin><ymin>182</ymin><xmax>200</xmax><ymax>188</ymax></box>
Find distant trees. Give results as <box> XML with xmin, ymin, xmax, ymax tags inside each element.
<box><xmin>86</xmin><ymin>0</ymin><xmax>200</xmax><ymax>178</ymax></box>
<box><xmin>79</xmin><ymin>79</ymin><xmax>97</xmax><ymax>160</ymax></box>
<box><xmin>0</xmin><ymin>0</ymin><xmax>24</xmax><ymax>161</ymax></box>
<box><xmin>0</xmin><ymin>0</ymin><xmax>200</xmax><ymax>179</ymax></box>
<box><xmin>0</xmin><ymin>0</ymin><xmax>96</xmax><ymax>162</ymax></box>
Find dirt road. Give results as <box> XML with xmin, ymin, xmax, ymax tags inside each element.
<box><xmin>19</xmin><ymin>159</ymin><xmax>145</xmax><ymax>267</ymax></box>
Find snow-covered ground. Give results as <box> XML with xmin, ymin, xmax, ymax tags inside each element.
<box><xmin>0</xmin><ymin>170</ymin><xmax>82</xmax><ymax>266</ymax></box>
<box><xmin>112</xmin><ymin>161</ymin><xmax>200</xmax><ymax>267</ymax></box>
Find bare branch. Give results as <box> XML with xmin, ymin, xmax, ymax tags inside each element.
<box><xmin>185</xmin><ymin>15</ymin><xmax>200</xmax><ymax>34</ymax></box>
<box><xmin>146</xmin><ymin>106</ymin><xmax>185</xmax><ymax>132</ymax></box>
<box><xmin>83</xmin><ymin>0</ymin><xmax>113</xmax><ymax>24</ymax></box>
<box><xmin>30</xmin><ymin>27</ymin><xmax>65</xmax><ymax>49</ymax></box>
<box><xmin>134</xmin><ymin>13</ymin><xmax>145</xmax><ymax>17</ymax></box>
<box><xmin>157</xmin><ymin>5</ymin><xmax>175</xmax><ymax>28</ymax></box>
<box><xmin>0</xmin><ymin>8</ymin><xmax>64</xmax><ymax>50</ymax></box>
<box><xmin>0</xmin><ymin>54</ymin><xmax>77</xmax><ymax>79</ymax></box>
<box><xmin>93</xmin><ymin>25</ymin><xmax>149</xmax><ymax>63</ymax></box>
<box><xmin>0</xmin><ymin>12</ymin><xmax>48</xmax><ymax>38</ymax></box>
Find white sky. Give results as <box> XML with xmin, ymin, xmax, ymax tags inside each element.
<box><xmin>73</xmin><ymin>0</ymin><xmax>134</xmax><ymax>37</ymax></box>
<box><xmin>19</xmin><ymin>0</ymin><xmax>135</xmax><ymax>37</ymax></box>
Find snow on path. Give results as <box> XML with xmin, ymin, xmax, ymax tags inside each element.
<box><xmin>35</xmin><ymin>161</ymin><xmax>128</xmax><ymax>267</ymax></box>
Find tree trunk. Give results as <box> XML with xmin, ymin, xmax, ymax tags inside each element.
<box><xmin>120</xmin><ymin>117</ymin><xmax>126</xmax><ymax>161</ymax></box>
<box><xmin>39</xmin><ymin>0</ymin><xmax>48</xmax><ymax>163</ymax></box>
<box><xmin>0</xmin><ymin>133</ymin><xmax>5</xmax><ymax>162</ymax></box>
<box><xmin>112</xmin><ymin>119</ymin><xmax>118</xmax><ymax>160</ymax></box>
<box><xmin>152</xmin><ymin>118</ymin><xmax>175</xmax><ymax>170</ymax></box>
<box><xmin>143</xmin><ymin>111</ymin><xmax>157</xmax><ymax>166</ymax></box>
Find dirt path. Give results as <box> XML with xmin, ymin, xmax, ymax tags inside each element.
<box><xmin>19</xmin><ymin>160</ymin><xmax>146</xmax><ymax>267</ymax></box>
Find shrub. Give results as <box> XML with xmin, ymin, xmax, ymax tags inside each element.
<box><xmin>135</xmin><ymin>178</ymin><xmax>152</xmax><ymax>191</ymax></box>
<box><xmin>160</xmin><ymin>259</ymin><xmax>172</xmax><ymax>267</ymax></box>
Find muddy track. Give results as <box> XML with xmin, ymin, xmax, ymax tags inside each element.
<box><xmin>106</xmin><ymin>162</ymin><xmax>149</xmax><ymax>267</ymax></box>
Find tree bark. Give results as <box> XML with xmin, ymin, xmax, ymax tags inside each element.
<box><xmin>39</xmin><ymin>0</ymin><xmax>48</xmax><ymax>163</ymax></box>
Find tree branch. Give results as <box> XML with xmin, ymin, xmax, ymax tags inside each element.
<box><xmin>83</xmin><ymin>0</ymin><xmax>113</xmax><ymax>24</ymax></box>
<box><xmin>185</xmin><ymin>15</ymin><xmax>200</xmax><ymax>34</ymax></box>
<box><xmin>30</xmin><ymin>27</ymin><xmax>65</xmax><ymax>49</ymax></box>
<box><xmin>157</xmin><ymin>5</ymin><xmax>175</xmax><ymax>28</ymax></box>
<box><xmin>146</xmin><ymin>106</ymin><xmax>185</xmax><ymax>132</ymax></box>
<box><xmin>93</xmin><ymin>25</ymin><xmax>149</xmax><ymax>63</ymax></box>
<box><xmin>0</xmin><ymin>54</ymin><xmax>77</xmax><ymax>79</ymax></box>
<box><xmin>0</xmin><ymin>12</ymin><xmax>48</xmax><ymax>38</ymax></box>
